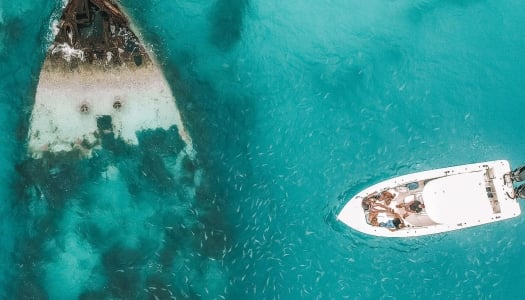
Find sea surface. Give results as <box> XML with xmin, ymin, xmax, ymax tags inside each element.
<box><xmin>1</xmin><ymin>0</ymin><xmax>525</xmax><ymax>299</ymax></box>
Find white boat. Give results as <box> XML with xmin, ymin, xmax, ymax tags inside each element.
<box><xmin>337</xmin><ymin>160</ymin><xmax>525</xmax><ymax>237</ymax></box>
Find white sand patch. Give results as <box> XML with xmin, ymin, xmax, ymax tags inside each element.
<box><xmin>28</xmin><ymin>64</ymin><xmax>193</xmax><ymax>158</ymax></box>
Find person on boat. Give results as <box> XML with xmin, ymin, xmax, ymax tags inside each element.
<box><xmin>367</xmin><ymin>211</ymin><xmax>380</xmax><ymax>227</ymax></box>
<box><xmin>365</xmin><ymin>197</ymin><xmax>394</xmax><ymax>214</ymax></box>
<box><xmin>396</xmin><ymin>199</ymin><xmax>425</xmax><ymax>213</ymax></box>
<box><xmin>361</xmin><ymin>195</ymin><xmax>385</xmax><ymax>210</ymax></box>
<box><xmin>362</xmin><ymin>193</ymin><xmax>397</xmax><ymax>220</ymax></box>
<box><xmin>367</xmin><ymin>190</ymin><xmax>394</xmax><ymax>206</ymax></box>
<box><xmin>378</xmin><ymin>191</ymin><xmax>394</xmax><ymax>205</ymax></box>
<box><xmin>379</xmin><ymin>213</ymin><xmax>405</xmax><ymax>231</ymax></box>
<box><xmin>366</xmin><ymin>209</ymin><xmax>398</xmax><ymax>227</ymax></box>
<box><xmin>361</xmin><ymin>197</ymin><xmax>373</xmax><ymax>210</ymax></box>
<box><xmin>371</xmin><ymin>191</ymin><xmax>396</xmax><ymax>211</ymax></box>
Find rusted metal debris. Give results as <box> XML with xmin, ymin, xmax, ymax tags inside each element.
<box><xmin>50</xmin><ymin>0</ymin><xmax>148</xmax><ymax>66</ymax></box>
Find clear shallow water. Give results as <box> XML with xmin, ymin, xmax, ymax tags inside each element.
<box><xmin>1</xmin><ymin>0</ymin><xmax>525</xmax><ymax>298</ymax></box>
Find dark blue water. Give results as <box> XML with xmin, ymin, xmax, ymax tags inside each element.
<box><xmin>1</xmin><ymin>0</ymin><xmax>525</xmax><ymax>298</ymax></box>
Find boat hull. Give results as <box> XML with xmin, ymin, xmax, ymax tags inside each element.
<box><xmin>337</xmin><ymin>160</ymin><xmax>522</xmax><ymax>237</ymax></box>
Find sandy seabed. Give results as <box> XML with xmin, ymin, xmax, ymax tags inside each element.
<box><xmin>28</xmin><ymin>61</ymin><xmax>192</xmax><ymax>157</ymax></box>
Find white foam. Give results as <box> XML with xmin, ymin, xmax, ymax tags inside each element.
<box><xmin>50</xmin><ymin>43</ymin><xmax>85</xmax><ymax>62</ymax></box>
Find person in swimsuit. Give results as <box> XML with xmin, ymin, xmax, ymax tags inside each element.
<box><xmin>396</xmin><ymin>199</ymin><xmax>425</xmax><ymax>213</ymax></box>
<box><xmin>408</xmin><ymin>200</ymin><xmax>424</xmax><ymax>213</ymax></box>
<box><xmin>365</xmin><ymin>191</ymin><xmax>395</xmax><ymax>211</ymax></box>
<box><xmin>367</xmin><ymin>210</ymin><xmax>403</xmax><ymax>229</ymax></box>
<box><xmin>378</xmin><ymin>191</ymin><xmax>394</xmax><ymax>206</ymax></box>
<box><xmin>361</xmin><ymin>197</ymin><xmax>373</xmax><ymax>210</ymax></box>
<box><xmin>379</xmin><ymin>213</ymin><xmax>405</xmax><ymax>231</ymax></box>
<box><xmin>367</xmin><ymin>210</ymin><xmax>380</xmax><ymax>227</ymax></box>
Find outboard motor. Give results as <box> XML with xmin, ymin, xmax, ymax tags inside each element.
<box><xmin>515</xmin><ymin>183</ymin><xmax>525</xmax><ymax>199</ymax></box>
<box><xmin>511</xmin><ymin>165</ymin><xmax>525</xmax><ymax>182</ymax></box>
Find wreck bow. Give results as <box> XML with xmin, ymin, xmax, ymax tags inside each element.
<box><xmin>28</xmin><ymin>0</ymin><xmax>193</xmax><ymax>158</ymax></box>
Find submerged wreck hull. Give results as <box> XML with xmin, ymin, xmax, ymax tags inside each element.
<box><xmin>14</xmin><ymin>2</ymin><xmax>232</xmax><ymax>298</ymax></box>
<box><xmin>338</xmin><ymin>160</ymin><xmax>522</xmax><ymax>237</ymax></box>
<box><xmin>28</xmin><ymin>0</ymin><xmax>192</xmax><ymax>158</ymax></box>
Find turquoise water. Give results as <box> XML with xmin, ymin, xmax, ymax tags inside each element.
<box><xmin>1</xmin><ymin>0</ymin><xmax>525</xmax><ymax>298</ymax></box>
